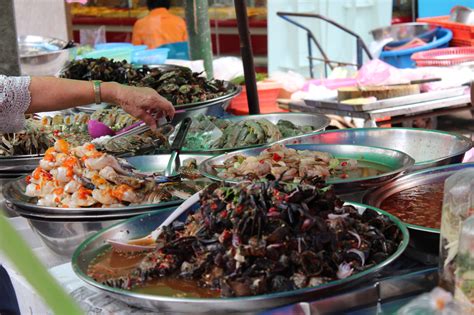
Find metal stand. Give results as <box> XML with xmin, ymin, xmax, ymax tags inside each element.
<box><xmin>276</xmin><ymin>12</ymin><xmax>373</xmax><ymax>78</ymax></box>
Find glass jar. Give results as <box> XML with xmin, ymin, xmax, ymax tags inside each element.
<box><xmin>439</xmin><ymin>169</ymin><xmax>474</xmax><ymax>292</ymax></box>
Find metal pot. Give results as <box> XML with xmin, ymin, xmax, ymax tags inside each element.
<box><xmin>450</xmin><ymin>6</ymin><xmax>474</xmax><ymax>25</ymax></box>
<box><xmin>18</xmin><ymin>35</ymin><xmax>76</xmax><ymax>76</ymax></box>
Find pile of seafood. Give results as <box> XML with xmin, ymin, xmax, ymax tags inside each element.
<box><xmin>215</xmin><ymin>144</ymin><xmax>358</xmax><ymax>181</ymax></box>
<box><xmin>61</xmin><ymin>58</ymin><xmax>230</xmax><ymax>105</ymax></box>
<box><xmin>24</xmin><ymin>140</ymin><xmax>202</xmax><ymax>208</ymax></box>
<box><xmin>88</xmin><ymin>180</ymin><xmax>403</xmax><ymax>297</ymax></box>
<box><xmin>184</xmin><ymin>115</ymin><xmax>315</xmax><ymax>150</ymax></box>
<box><xmin>0</xmin><ymin>109</ymin><xmax>163</xmax><ymax>157</ymax></box>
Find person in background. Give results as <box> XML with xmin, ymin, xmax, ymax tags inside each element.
<box><xmin>132</xmin><ymin>0</ymin><xmax>188</xmax><ymax>49</ymax></box>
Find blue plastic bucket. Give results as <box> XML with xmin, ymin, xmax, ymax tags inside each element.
<box><xmin>132</xmin><ymin>48</ymin><xmax>170</xmax><ymax>65</ymax></box>
<box><xmin>379</xmin><ymin>28</ymin><xmax>453</xmax><ymax>68</ymax></box>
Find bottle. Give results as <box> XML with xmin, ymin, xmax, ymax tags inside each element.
<box><xmin>438</xmin><ymin>169</ymin><xmax>474</xmax><ymax>292</ymax></box>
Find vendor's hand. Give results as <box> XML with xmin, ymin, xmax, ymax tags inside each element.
<box><xmin>103</xmin><ymin>83</ymin><xmax>175</xmax><ymax>130</ymax></box>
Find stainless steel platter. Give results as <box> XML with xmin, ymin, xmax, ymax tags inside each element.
<box><xmin>279</xmin><ymin>128</ymin><xmax>473</xmax><ymax>171</ymax></box>
<box><xmin>0</xmin><ymin>155</ymin><xmax>42</xmax><ymax>173</ymax></box>
<box><xmin>179</xmin><ymin>112</ymin><xmax>331</xmax><ymax>155</ymax></box>
<box><xmin>364</xmin><ymin>162</ymin><xmax>474</xmax><ymax>234</ymax></box>
<box><xmin>2</xmin><ymin>154</ymin><xmax>212</xmax><ymax>216</ymax></box>
<box><xmin>76</xmin><ymin>82</ymin><xmax>241</xmax><ymax>118</ymax></box>
<box><xmin>199</xmin><ymin>144</ymin><xmax>414</xmax><ymax>193</ymax></box>
<box><xmin>71</xmin><ymin>195</ymin><xmax>409</xmax><ymax>313</ymax></box>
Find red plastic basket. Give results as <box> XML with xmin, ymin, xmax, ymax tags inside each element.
<box><xmin>412</xmin><ymin>47</ymin><xmax>474</xmax><ymax>67</ymax></box>
<box><xmin>417</xmin><ymin>16</ymin><xmax>474</xmax><ymax>41</ymax></box>
<box><xmin>451</xmin><ymin>38</ymin><xmax>474</xmax><ymax>47</ymax></box>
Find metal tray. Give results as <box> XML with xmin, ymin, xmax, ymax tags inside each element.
<box><xmin>76</xmin><ymin>82</ymin><xmax>241</xmax><ymax>114</ymax></box>
<box><xmin>199</xmin><ymin>144</ymin><xmax>414</xmax><ymax>193</ymax></box>
<box><xmin>178</xmin><ymin>112</ymin><xmax>331</xmax><ymax>155</ymax></box>
<box><xmin>2</xmin><ymin>154</ymin><xmax>212</xmax><ymax>216</ymax></box>
<box><xmin>304</xmin><ymin>87</ymin><xmax>467</xmax><ymax>112</ymax></box>
<box><xmin>279</xmin><ymin>128</ymin><xmax>473</xmax><ymax>171</ymax></box>
<box><xmin>71</xmin><ymin>196</ymin><xmax>409</xmax><ymax>313</ymax></box>
<box><xmin>263</xmin><ymin>267</ymin><xmax>437</xmax><ymax>314</ymax></box>
<box><xmin>364</xmin><ymin>162</ymin><xmax>474</xmax><ymax>234</ymax></box>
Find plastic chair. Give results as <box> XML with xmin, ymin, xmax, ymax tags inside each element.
<box><xmin>158</xmin><ymin>41</ymin><xmax>190</xmax><ymax>60</ymax></box>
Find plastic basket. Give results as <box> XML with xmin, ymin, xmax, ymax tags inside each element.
<box><xmin>131</xmin><ymin>48</ymin><xmax>169</xmax><ymax>65</ymax></box>
<box><xmin>417</xmin><ymin>16</ymin><xmax>474</xmax><ymax>41</ymax></box>
<box><xmin>412</xmin><ymin>47</ymin><xmax>474</xmax><ymax>67</ymax></box>
<box><xmin>82</xmin><ymin>47</ymin><xmax>133</xmax><ymax>62</ymax></box>
<box><xmin>158</xmin><ymin>42</ymin><xmax>189</xmax><ymax>60</ymax></box>
<box><xmin>451</xmin><ymin>38</ymin><xmax>474</xmax><ymax>47</ymax></box>
<box><xmin>227</xmin><ymin>81</ymin><xmax>284</xmax><ymax>115</ymax></box>
<box><xmin>379</xmin><ymin>28</ymin><xmax>453</xmax><ymax>68</ymax></box>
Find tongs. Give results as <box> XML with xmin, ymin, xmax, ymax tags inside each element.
<box><xmin>155</xmin><ymin>117</ymin><xmax>192</xmax><ymax>183</ymax></box>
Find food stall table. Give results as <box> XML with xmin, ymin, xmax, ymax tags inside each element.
<box><xmin>284</xmin><ymin>93</ymin><xmax>472</xmax><ymax>128</ymax></box>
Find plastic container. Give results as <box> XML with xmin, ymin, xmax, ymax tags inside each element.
<box><xmin>412</xmin><ymin>47</ymin><xmax>474</xmax><ymax>67</ymax></box>
<box><xmin>95</xmin><ymin>42</ymin><xmax>133</xmax><ymax>50</ymax></box>
<box><xmin>131</xmin><ymin>48</ymin><xmax>169</xmax><ymax>65</ymax></box>
<box><xmin>418</xmin><ymin>15</ymin><xmax>474</xmax><ymax>44</ymax></box>
<box><xmin>454</xmin><ymin>216</ymin><xmax>474</xmax><ymax>310</ymax></box>
<box><xmin>82</xmin><ymin>47</ymin><xmax>133</xmax><ymax>62</ymax></box>
<box><xmin>158</xmin><ymin>41</ymin><xmax>189</xmax><ymax>60</ymax></box>
<box><xmin>379</xmin><ymin>28</ymin><xmax>453</xmax><ymax>68</ymax></box>
<box><xmin>227</xmin><ymin>81</ymin><xmax>284</xmax><ymax>115</ymax></box>
<box><xmin>439</xmin><ymin>169</ymin><xmax>474</xmax><ymax>293</ymax></box>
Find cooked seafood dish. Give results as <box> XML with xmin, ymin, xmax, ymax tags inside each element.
<box><xmin>183</xmin><ymin>115</ymin><xmax>315</xmax><ymax>150</ymax></box>
<box><xmin>0</xmin><ymin>109</ymin><xmax>164</xmax><ymax>157</ymax></box>
<box><xmin>61</xmin><ymin>58</ymin><xmax>231</xmax><ymax>106</ymax></box>
<box><xmin>24</xmin><ymin>140</ymin><xmax>203</xmax><ymax>208</ymax></box>
<box><xmin>87</xmin><ymin>180</ymin><xmax>403</xmax><ymax>297</ymax></box>
<box><xmin>213</xmin><ymin>144</ymin><xmax>386</xmax><ymax>182</ymax></box>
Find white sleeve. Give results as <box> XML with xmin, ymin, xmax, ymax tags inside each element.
<box><xmin>0</xmin><ymin>75</ymin><xmax>32</xmax><ymax>133</ymax></box>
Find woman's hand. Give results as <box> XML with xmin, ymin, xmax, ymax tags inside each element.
<box><xmin>103</xmin><ymin>83</ymin><xmax>175</xmax><ymax>130</ymax></box>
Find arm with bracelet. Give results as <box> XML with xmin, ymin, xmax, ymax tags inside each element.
<box><xmin>0</xmin><ymin>75</ymin><xmax>175</xmax><ymax>133</ymax></box>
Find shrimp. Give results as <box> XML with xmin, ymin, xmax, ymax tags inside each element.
<box><xmin>64</xmin><ymin>180</ymin><xmax>81</xmax><ymax>194</ymax></box>
<box><xmin>72</xmin><ymin>143</ymin><xmax>97</xmax><ymax>158</ymax></box>
<box><xmin>92</xmin><ymin>188</ymin><xmax>119</xmax><ymax>205</ymax></box>
<box><xmin>84</xmin><ymin>154</ymin><xmax>129</xmax><ymax>175</ymax></box>
<box><xmin>39</xmin><ymin>159</ymin><xmax>55</xmax><ymax>171</ymax></box>
<box><xmin>111</xmin><ymin>184</ymin><xmax>141</xmax><ymax>203</ymax></box>
<box><xmin>99</xmin><ymin>166</ymin><xmax>142</xmax><ymax>188</ymax></box>
<box><xmin>54</xmin><ymin>139</ymin><xmax>70</xmax><ymax>153</ymax></box>
<box><xmin>71</xmin><ymin>187</ymin><xmax>96</xmax><ymax>207</ymax></box>
<box><xmin>54</xmin><ymin>166</ymin><xmax>73</xmax><ymax>183</ymax></box>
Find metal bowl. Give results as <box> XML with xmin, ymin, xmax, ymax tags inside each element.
<box><xmin>363</xmin><ymin>163</ymin><xmax>474</xmax><ymax>257</ymax></box>
<box><xmin>76</xmin><ymin>81</ymin><xmax>241</xmax><ymax>118</ymax></box>
<box><xmin>199</xmin><ymin>144</ymin><xmax>414</xmax><ymax>193</ymax></box>
<box><xmin>450</xmin><ymin>6</ymin><xmax>474</xmax><ymax>25</ymax></box>
<box><xmin>2</xmin><ymin>153</ymin><xmax>212</xmax><ymax>215</ymax></box>
<box><xmin>369</xmin><ymin>22</ymin><xmax>439</xmax><ymax>45</ymax></box>
<box><xmin>279</xmin><ymin>128</ymin><xmax>473</xmax><ymax>171</ymax></box>
<box><xmin>18</xmin><ymin>35</ymin><xmax>76</xmax><ymax>76</ymax></box>
<box><xmin>179</xmin><ymin>112</ymin><xmax>331</xmax><ymax>155</ymax></box>
<box><xmin>71</xmin><ymin>194</ymin><xmax>408</xmax><ymax>313</ymax></box>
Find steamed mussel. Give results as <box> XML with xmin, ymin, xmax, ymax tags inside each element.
<box><xmin>88</xmin><ymin>180</ymin><xmax>403</xmax><ymax>297</ymax></box>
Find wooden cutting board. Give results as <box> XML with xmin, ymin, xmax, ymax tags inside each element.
<box><xmin>337</xmin><ymin>84</ymin><xmax>420</xmax><ymax>102</ymax></box>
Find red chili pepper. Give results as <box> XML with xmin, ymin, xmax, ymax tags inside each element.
<box><xmin>210</xmin><ymin>203</ymin><xmax>218</xmax><ymax>211</ymax></box>
<box><xmin>341</xmin><ymin>161</ymin><xmax>348</xmax><ymax>167</ymax></box>
<box><xmin>25</xmin><ymin>175</ymin><xmax>32</xmax><ymax>184</ymax></box>
<box><xmin>53</xmin><ymin>130</ymin><xmax>60</xmax><ymax>137</ymax></box>
<box><xmin>259</xmin><ymin>160</ymin><xmax>265</xmax><ymax>164</ymax></box>
<box><xmin>220</xmin><ymin>210</ymin><xmax>228</xmax><ymax>219</ymax></box>
<box><xmin>235</xmin><ymin>205</ymin><xmax>244</xmax><ymax>215</ymax></box>
<box><xmin>272</xmin><ymin>153</ymin><xmax>282</xmax><ymax>162</ymax></box>
<box><xmin>340</xmin><ymin>173</ymin><xmax>349</xmax><ymax>179</ymax></box>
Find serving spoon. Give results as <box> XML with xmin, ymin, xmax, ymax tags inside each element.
<box><xmin>107</xmin><ymin>192</ymin><xmax>200</xmax><ymax>252</ymax></box>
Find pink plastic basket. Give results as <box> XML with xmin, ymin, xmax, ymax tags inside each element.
<box><xmin>412</xmin><ymin>47</ymin><xmax>474</xmax><ymax>67</ymax></box>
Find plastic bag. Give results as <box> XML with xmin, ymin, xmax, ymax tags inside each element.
<box><xmin>213</xmin><ymin>57</ymin><xmax>244</xmax><ymax>81</ymax></box>
<box><xmin>178</xmin><ymin>115</ymin><xmax>222</xmax><ymax>150</ymax></box>
<box><xmin>269</xmin><ymin>71</ymin><xmax>306</xmax><ymax>93</ymax></box>
<box><xmin>79</xmin><ymin>26</ymin><xmax>105</xmax><ymax>47</ymax></box>
<box><xmin>398</xmin><ymin>287</ymin><xmax>464</xmax><ymax>315</ymax></box>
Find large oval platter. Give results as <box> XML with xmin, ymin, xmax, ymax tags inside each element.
<box><xmin>72</xmin><ymin>192</ymin><xmax>409</xmax><ymax>313</ymax></box>
<box><xmin>199</xmin><ymin>143</ymin><xmax>414</xmax><ymax>192</ymax></box>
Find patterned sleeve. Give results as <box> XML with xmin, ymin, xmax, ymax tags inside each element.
<box><xmin>0</xmin><ymin>75</ymin><xmax>32</xmax><ymax>133</ymax></box>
